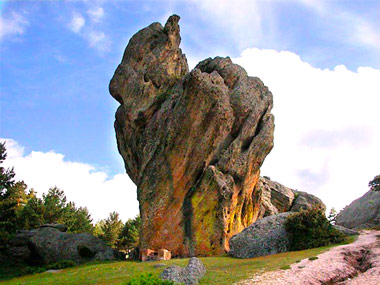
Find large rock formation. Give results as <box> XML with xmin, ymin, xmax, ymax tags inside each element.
<box><xmin>110</xmin><ymin>15</ymin><xmax>274</xmax><ymax>256</ymax></box>
<box><xmin>336</xmin><ymin>190</ymin><xmax>380</xmax><ymax>229</ymax></box>
<box><xmin>7</xmin><ymin>225</ymin><xmax>120</xmax><ymax>265</ymax></box>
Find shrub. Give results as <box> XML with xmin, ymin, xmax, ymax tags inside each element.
<box><xmin>285</xmin><ymin>208</ymin><xmax>345</xmax><ymax>251</ymax></box>
<box><xmin>45</xmin><ymin>260</ymin><xmax>76</xmax><ymax>270</ymax></box>
<box><xmin>125</xmin><ymin>273</ymin><xmax>175</xmax><ymax>285</ymax></box>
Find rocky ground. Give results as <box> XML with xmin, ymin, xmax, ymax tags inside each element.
<box><xmin>237</xmin><ymin>230</ymin><xmax>380</xmax><ymax>285</ymax></box>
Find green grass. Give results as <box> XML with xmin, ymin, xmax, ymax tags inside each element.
<box><xmin>2</xmin><ymin>236</ymin><xmax>356</xmax><ymax>285</ymax></box>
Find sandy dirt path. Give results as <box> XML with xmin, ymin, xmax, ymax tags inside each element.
<box><xmin>237</xmin><ymin>230</ymin><xmax>380</xmax><ymax>285</ymax></box>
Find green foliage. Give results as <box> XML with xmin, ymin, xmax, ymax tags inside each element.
<box><xmin>285</xmin><ymin>208</ymin><xmax>346</xmax><ymax>251</ymax></box>
<box><xmin>44</xmin><ymin>260</ymin><xmax>76</xmax><ymax>270</ymax></box>
<box><xmin>125</xmin><ymin>273</ymin><xmax>174</xmax><ymax>285</ymax></box>
<box><xmin>369</xmin><ymin>175</ymin><xmax>380</xmax><ymax>191</ymax></box>
<box><xmin>118</xmin><ymin>215</ymin><xmax>141</xmax><ymax>253</ymax></box>
<box><xmin>308</xmin><ymin>256</ymin><xmax>318</xmax><ymax>261</ymax></box>
<box><xmin>42</xmin><ymin>187</ymin><xmax>67</xmax><ymax>224</ymax></box>
<box><xmin>0</xmin><ymin>142</ymin><xmax>26</xmax><ymax>246</ymax></box>
<box><xmin>327</xmin><ymin>207</ymin><xmax>337</xmax><ymax>225</ymax></box>
<box><xmin>100</xmin><ymin>211</ymin><xmax>123</xmax><ymax>248</ymax></box>
<box><xmin>63</xmin><ymin>202</ymin><xmax>93</xmax><ymax>234</ymax></box>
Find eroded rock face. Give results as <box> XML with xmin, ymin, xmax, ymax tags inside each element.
<box><xmin>160</xmin><ymin>257</ymin><xmax>206</xmax><ymax>285</ymax></box>
<box><xmin>256</xmin><ymin>177</ymin><xmax>326</xmax><ymax>218</ymax></box>
<box><xmin>229</xmin><ymin>212</ymin><xmax>292</xmax><ymax>258</ymax></box>
<box><xmin>110</xmin><ymin>15</ymin><xmax>274</xmax><ymax>256</ymax></box>
<box><xmin>7</xmin><ymin>226</ymin><xmax>120</xmax><ymax>265</ymax></box>
<box><xmin>336</xmin><ymin>190</ymin><xmax>380</xmax><ymax>229</ymax></box>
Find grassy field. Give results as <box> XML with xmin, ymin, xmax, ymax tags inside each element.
<box><xmin>2</xmin><ymin>236</ymin><xmax>356</xmax><ymax>285</ymax></box>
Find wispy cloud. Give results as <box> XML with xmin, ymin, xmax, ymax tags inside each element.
<box><xmin>87</xmin><ymin>7</ymin><xmax>104</xmax><ymax>23</ymax></box>
<box><xmin>298</xmin><ymin>0</ymin><xmax>380</xmax><ymax>51</ymax></box>
<box><xmin>0</xmin><ymin>11</ymin><xmax>29</xmax><ymax>41</ymax></box>
<box><xmin>87</xmin><ymin>30</ymin><xmax>110</xmax><ymax>51</ymax></box>
<box><xmin>68</xmin><ymin>12</ymin><xmax>85</xmax><ymax>33</ymax></box>
<box><xmin>67</xmin><ymin>8</ymin><xmax>110</xmax><ymax>52</ymax></box>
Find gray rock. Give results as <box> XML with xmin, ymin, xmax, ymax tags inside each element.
<box><xmin>39</xmin><ymin>224</ymin><xmax>68</xmax><ymax>232</ymax></box>
<box><xmin>290</xmin><ymin>191</ymin><xmax>326</xmax><ymax>212</ymax></box>
<box><xmin>336</xmin><ymin>190</ymin><xmax>380</xmax><ymax>229</ymax></box>
<box><xmin>7</xmin><ymin>226</ymin><xmax>119</xmax><ymax>265</ymax></box>
<box><xmin>229</xmin><ymin>212</ymin><xmax>292</xmax><ymax>259</ymax></box>
<box><xmin>160</xmin><ymin>257</ymin><xmax>206</xmax><ymax>285</ymax></box>
<box><xmin>333</xmin><ymin>225</ymin><xmax>358</xmax><ymax>236</ymax></box>
<box><xmin>257</xmin><ymin>177</ymin><xmax>295</xmax><ymax>218</ymax></box>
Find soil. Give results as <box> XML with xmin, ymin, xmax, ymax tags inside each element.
<box><xmin>237</xmin><ymin>230</ymin><xmax>380</xmax><ymax>285</ymax></box>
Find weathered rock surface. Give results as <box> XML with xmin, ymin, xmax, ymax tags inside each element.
<box><xmin>110</xmin><ymin>15</ymin><xmax>274</xmax><ymax>256</ymax></box>
<box><xmin>7</xmin><ymin>226</ymin><xmax>120</xmax><ymax>265</ymax></box>
<box><xmin>160</xmin><ymin>257</ymin><xmax>206</xmax><ymax>285</ymax></box>
<box><xmin>336</xmin><ymin>190</ymin><xmax>380</xmax><ymax>229</ymax></box>
<box><xmin>229</xmin><ymin>212</ymin><xmax>292</xmax><ymax>259</ymax></box>
<box><xmin>256</xmin><ymin>177</ymin><xmax>295</xmax><ymax>218</ymax></box>
<box><xmin>256</xmin><ymin>177</ymin><xmax>325</xmax><ymax>218</ymax></box>
<box><xmin>333</xmin><ymin>225</ymin><xmax>359</xmax><ymax>236</ymax></box>
<box><xmin>290</xmin><ymin>190</ymin><xmax>326</xmax><ymax>212</ymax></box>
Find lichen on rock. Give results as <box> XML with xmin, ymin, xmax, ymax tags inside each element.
<box><xmin>110</xmin><ymin>15</ymin><xmax>275</xmax><ymax>257</ymax></box>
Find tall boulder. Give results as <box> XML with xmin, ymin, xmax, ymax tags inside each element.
<box><xmin>110</xmin><ymin>15</ymin><xmax>274</xmax><ymax>256</ymax></box>
<box><xmin>336</xmin><ymin>190</ymin><xmax>380</xmax><ymax>229</ymax></box>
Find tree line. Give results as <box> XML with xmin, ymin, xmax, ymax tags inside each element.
<box><xmin>0</xmin><ymin>142</ymin><xmax>140</xmax><ymax>254</ymax></box>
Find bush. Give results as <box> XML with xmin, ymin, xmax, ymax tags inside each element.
<box><xmin>125</xmin><ymin>273</ymin><xmax>175</xmax><ymax>285</ymax></box>
<box><xmin>45</xmin><ymin>260</ymin><xmax>76</xmax><ymax>270</ymax></box>
<box><xmin>284</xmin><ymin>208</ymin><xmax>345</xmax><ymax>251</ymax></box>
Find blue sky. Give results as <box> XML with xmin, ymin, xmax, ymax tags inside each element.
<box><xmin>1</xmin><ymin>0</ymin><xmax>379</xmax><ymax>221</ymax></box>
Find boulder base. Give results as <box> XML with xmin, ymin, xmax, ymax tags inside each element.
<box><xmin>229</xmin><ymin>212</ymin><xmax>292</xmax><ymax>259</ymax></box>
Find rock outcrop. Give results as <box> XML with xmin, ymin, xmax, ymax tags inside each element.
<box><xmin>256</xmin><ymin>177</ymin><xmax>325</xmax><ymax>218</ymax></box>
<box><xmin>160</xmin><ymin>257</ymin><xmax>206</xmax><ymax>285</ymax></box>
<box><xmin>229</xmin><ymin>212</ymin><xmax>292</xmax><ymax>258</ymax></box>
<box><xmin>7</xmin><ymin>225</ymin><xmax>120</xmax><ymax>265</ymax></box>
<box><xmin>333</xmin><ymin>225</ymin><xmax>358</xmax><ymax>236</ymax></box>
<box><xmin>336</xmin><ymin>190</ymin><xmax>380</xmax><ymax>229</ymax></box>
<box><xmin>110</xmin><ymin>15</ymin><xmax>274</xmax><ymax>256</ymax></box>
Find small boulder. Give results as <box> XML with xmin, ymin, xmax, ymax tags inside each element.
<box><xmin>333</xmin><ymin>225</ymin><xmax>358</xmax><ymax>236</ymax></box>
<box><xmin>160</xmin><ymin>257</ymin><xmax>206</xmax><ymax>285</ymax></box>
<box><xmin>290</xmin><ymin>191</ymin><xmax>326</xmax><ymax>212</ymax></box>
<box><xmin>229</xmin><ymin>212</ymin><xmax>292</xmax><ymax>259</ymax></box>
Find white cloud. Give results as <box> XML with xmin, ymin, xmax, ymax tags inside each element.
<box><xmin>233</xmin><ymin>48</ymin><xmax>380</xmax><ymax>212</ymax></box>
<box><xmin>0</xmin><ymin>11</ymin><xmax>29</xmax><ymax>41</ymax></box>
<box><xmin>67</xmin><ymin>9</ymin><xmax>110</xmax><ymax>52</ymax></box>
<box><xmin>87</xmin><ymin>30</ymin><xmax>110</xmax><ymax>52</ymax></box>
<box><xmin>1</xmin><ymin>138</ymin><xmax>139</xmax><ymax>222</ymax></box>
<box><xmin>188</xmin><ymin>0</ymin><xmax>265</xmax><ymax>49</ymax></box>
<box><xmin>68</xmin><ymin>12</ymin><xmax>85</xmax><ymax>33</ymax></box>
<box><xmin>87</xmin><ymin>7</ymin><xmax>104</xmax><ymax>22</ymax></box>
